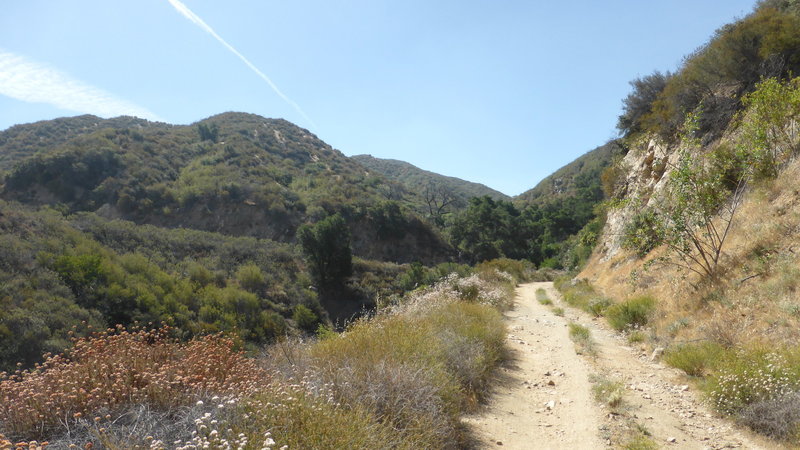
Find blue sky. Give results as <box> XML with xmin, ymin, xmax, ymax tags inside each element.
<box><xmin>1</xmin><ymin>1</ymin><xmax>756</xmax><ymax>195</ymax></box>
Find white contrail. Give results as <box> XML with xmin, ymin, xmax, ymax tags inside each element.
<box><xmin>0</xmin><ymin>49</ymin><xmax>160</xmax><ymax>121</ymax></box>
<box><xmin>166</xmin><ymin>0</ymin><xmax>315</xmax><ymax>127</ymax></box>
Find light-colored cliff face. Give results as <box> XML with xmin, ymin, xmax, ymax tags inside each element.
<box><xmin>579</xmin><ymin>104</ymin><xmax>800</xmax><ymax>347</ymax></box>
<box><xmin>577</xmin><ymin>136</ymin><xmax>683</xmax><ymax>302</ymax></box>
<box><xmin>595</xmin><ymin>138</ymin><xmax>677</xmax><ymax>260</ymax></box>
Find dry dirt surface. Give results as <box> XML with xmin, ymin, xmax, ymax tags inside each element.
<box><xmin>464</xmin><ymin>282</ymin><xmax>781</xmax><ymax>450</ymax></box>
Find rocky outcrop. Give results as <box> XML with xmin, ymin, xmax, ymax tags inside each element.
<box><xmin>597</xmin><ymin>138</ymin><xmax>677</xmax><ymax>259</ymax></box>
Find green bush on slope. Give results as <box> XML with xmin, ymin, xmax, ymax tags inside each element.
<box><xmin>0</xmin><ymin>268</ymin><xmax>513</xmax><ymax>448</ymax></box>
<box><xmin>605</xmin><ymin>296</ymin><xmax>656</xmax><ymax>331</ymax></box>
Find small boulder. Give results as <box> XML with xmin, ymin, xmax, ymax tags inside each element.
<box><xmin>651</xmin><ymin>347</ymin><xmax>665</xmax><ymax>361</ymax></box>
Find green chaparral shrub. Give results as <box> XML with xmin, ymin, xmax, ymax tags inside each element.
<box><xmin>554</xmin><ymin>276</ymin><xmax>612</xmax><ymax>316</ymax></box>
<box><xmin>292</xmin><ymin>304</ymin><xmax>320</xmax><ymax>333</ymax></box>
<box><xmin>588</xmin><ymin>297</ymin><xmax>612</xmax><ymax>317</ymax></box>
<box><xmin>591</xmin><ymin>374</ymin><xmax>625</xmax><ymax>410</ymax></box>
<box><xmin>621</xmin><ymin>209</ymin><xmax>663</xmax><ymax>257</ymax></box>
<box><xmin>737</xmin><ymin>76</ymin><xmax>800</xmax><ymax>180</ymax></box>
<box><xmin>536</xmin><ymin>288</ymin><xmax>553</xmax><ymax>305</ymax></box>
<box><xmin>617</xmin><ymin>71</ymin><xmax>670</xmax><ymax>137</ymax></box>
<box><xmin>664</xmin><ymin>341</ymin><xmax>727</xmax><ymax>377</ymax></box>
<box><xmin>297</xmin><ymin>213</ymin><xmax>353</xmax><ymax>289</ymax></box>
<box><xmin>623</xmin><ymin>433</ymin><xmax>659</xmax><ymax>450</ymax></box>
<box><xmin>627</xmin><ymin>330</ymin><xmax>647</xmax><ymax>344</ymax></box>
<box><xmin>605</xmin><ymin>296</ymin><xmax>656</xmax><ymax>331</ymax></box>
<box><xmin>568</xmin><ymin>322</ymin><xmax>596</xmax><ymax>356</ymax></box>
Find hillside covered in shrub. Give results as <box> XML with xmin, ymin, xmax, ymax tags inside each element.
<box><xmin>1</xmin><ymin>192</ymin><xmax>501</xmax><ymax>372</ymax></box>
<box><xmin>0</xmin><ymin>107</ymin><xmax>609</xmax><ymax>380</ymax></box>
<box><xmin>0</xmin><ymin>112</ymin><xmax>451</xmax><ymax>264</ymax></box>
<box><xmin>443</xmin><ymin>144</ymin><xmax>614</xmax><ymax>270</ymax></box>
<box><xmin>514</xmin><ymin>140</ymin><xmax>622</xmax><ymax>207</ymax></box>
<box><xmin>0</xmin><ymin>199</ymin><xmax>313</xmax><ymax>371</ymax></box>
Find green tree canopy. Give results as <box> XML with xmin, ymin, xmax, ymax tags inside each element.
<box><xmin>297</xmin><ymin>213</ymin><xmax>353</xmax><ymax>288</ymax></box>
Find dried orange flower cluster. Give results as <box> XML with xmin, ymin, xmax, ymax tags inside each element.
<box><xmin>0</xmin><ymin>435</ymin><xmax>48</xmax><ymax>450</ymax></box>
<box><xmin>0</xmin><ymin>326</ymin><xmax>270</xmax><ymax>438</ymax></box>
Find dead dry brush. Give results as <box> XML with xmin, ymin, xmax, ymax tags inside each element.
<box><xmin>0</xmin><ymin>326</ymin><xmax>268</xmax><ymax>440</ymax></box>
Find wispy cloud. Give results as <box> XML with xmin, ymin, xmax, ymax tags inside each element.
<box><xmin>166</xmin><ymin>0</ymin><xmax>315</xmax><ymax>127</ymax></box>
<box><xmin>0</xmin><ymin>49</ymin><xmax>160</xmax><ymax>121</ymax></box>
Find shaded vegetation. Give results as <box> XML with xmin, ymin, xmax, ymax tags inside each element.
<box><xmin>477</xmin><ymin>140</ymin><xmax>624</xmax><ymax>269</ymax></box>
<box><xmin>297</xmin><ymin>213</ymin><xmax>353</xmax><ymax>289</ymax></box>
<box><xmin>0</xmin><ymin>199</ymin><xmax>450</xmax><ymax>372</ymax></box>
<box><xmin>450</xmin><ymin>175</ymin><xmax>608</xmax><ymax>269</ymax></box>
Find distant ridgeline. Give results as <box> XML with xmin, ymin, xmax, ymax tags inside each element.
<box><xmin>0</xmin><ymin>112</ymin><xmax>616</xmax><ymax>270</ymax></box>
<box><xmin>352</xmin><ymin>154</ymin><xmax>510</xmax><ymax>211</ymax></box>
<box><xmin>515</xmin><ymin>141</ymin><xmax>622</xmax><ymax>207</ymax></box>
<box><xmin>0</xmin><ymin>112</ymin><xmax>452</xmax><ymax>264</ymax></box>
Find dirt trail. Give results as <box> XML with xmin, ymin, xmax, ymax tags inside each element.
<box><xmin>465</xmin><ymin>282</ymin><xmax>780</xmax><ymax>450</ymax></box>
<box><xmin>464</xmin><ymin>282</ymin><xmax>604</xmax><ymax>449</ymax></box>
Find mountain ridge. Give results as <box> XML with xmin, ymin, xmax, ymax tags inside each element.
<box><xmin>0</xmin><ymin>111</ymin><xmax>453</xmax><ymax>264</ymax></box>
<box><xmin>351</xmin><ymin>154</ymin><xmax>510</xmax><ymax>204</ymax></box>
<box><xmin>514</xmin><ymin>140</ymin><xmax>622</xmax><ymax>206</ymax></box>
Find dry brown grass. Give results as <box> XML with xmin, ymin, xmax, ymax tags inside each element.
<box><xmin>582</xmin><ymin>156</ymin><xmax>800</xmax><ymax>350</ymax></box>
<box><xmin>306</xmin><ymin>290</ymin><xmax>507</xmax><ymax>447</ymax></box>
<box><xmin>257</xmin><ymin>271</ymin><xmax>511</xmax><ymax>448</ymax></box>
